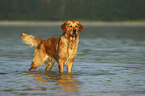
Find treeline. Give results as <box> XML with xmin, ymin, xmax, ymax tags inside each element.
<box><xmin>0</xmin><ymin>0</ymin><xmax>145</xmax><ymax>21</ymax></box>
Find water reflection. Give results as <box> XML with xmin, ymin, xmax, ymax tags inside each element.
<box><xmin>28</xmin><ymin>71</ymin><xmax>81</xmax><ymax>94</ymax></box>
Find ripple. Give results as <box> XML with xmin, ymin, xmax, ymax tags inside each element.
<box><xmin>0</xmin><ymin>72</ymin><xmax>8</xmax><ymax>75</ymax></box>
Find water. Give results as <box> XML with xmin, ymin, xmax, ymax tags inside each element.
<box><xmin>0</xmin><ymin>23</ymin><xmax>145</xmax><ymax>96</ymax></box>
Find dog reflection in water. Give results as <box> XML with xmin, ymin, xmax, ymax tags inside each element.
<box><xmin>31</xmin><ymin>71</ymin><xmax>81</xmax><ymax>93</ymax></box>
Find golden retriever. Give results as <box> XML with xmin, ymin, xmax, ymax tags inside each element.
<box><xmin>21</xmin><ymin>20</ymin><xmax>83</xmax><ymax>73</ymax></box>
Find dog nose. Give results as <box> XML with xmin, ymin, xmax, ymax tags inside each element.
<box><xmin>73</xmin><ymin>29</ymin><xmax>76</xmax><ymax>34</ymax></box>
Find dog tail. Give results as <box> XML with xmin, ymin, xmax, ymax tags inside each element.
<box><xmin>21</xmin><ymin>33</ymin><xmax>43</xmax><ymax>47</ymax></box>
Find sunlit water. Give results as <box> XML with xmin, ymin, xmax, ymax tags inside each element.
<box><xmin>0</xmin><ymin>24</ymin><xmax>145</xmax><ymax>96</ymax></box>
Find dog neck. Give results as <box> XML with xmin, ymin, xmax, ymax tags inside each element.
<box><xmin>60</xmin><ymin>33</ymin><xmax>79</xmax><ymax>49</ymax></box>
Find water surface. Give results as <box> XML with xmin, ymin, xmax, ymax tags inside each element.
<box><xmin>0</xmin><ymin>24</ymin><xmax>145</xmax><ymax>96</ymax></box>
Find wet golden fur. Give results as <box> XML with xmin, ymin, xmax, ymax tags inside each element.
<box><xmin>21</xmin><ymin>20</ymin><xmax>83</xmax><ymax>73</ymax></box>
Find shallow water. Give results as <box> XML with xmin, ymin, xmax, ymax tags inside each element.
<box><xmin>0</xmin><ymin>24</ymin><xmax>145</xmax><ymax>96</ymax></box>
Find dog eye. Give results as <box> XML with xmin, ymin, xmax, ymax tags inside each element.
<box><xmin>69</xmin><ymin>26</ymin><xmax>72</xmax><ymax>27</ymax></box>
<box><xmin>75</xmin><ymin>26</ymin><xmax>78</xmax><ymax>27</ymax></box>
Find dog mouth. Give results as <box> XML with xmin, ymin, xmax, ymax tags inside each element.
<box><xmin>69</xmin><ymin>29</ymin><xmax>78</xmax><ymax>36</ymax></box>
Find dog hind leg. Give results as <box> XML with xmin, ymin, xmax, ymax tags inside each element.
<box><xmin>29</xmin><ymin>61</ymin><xmax>39</xmax><ymax>71</ymax></box>
<box><xmin>45</xmin><ymin>58</ymin><xmax>55</xmax><ymax>71</ymax></box>
<box><xmin>28</xmin><ymin>48</ymin><xmax>46</xmax><ymax>71</ymax></box>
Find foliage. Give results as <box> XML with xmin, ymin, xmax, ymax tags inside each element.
<box><xmin>0</xmin><ymin>0</ymin><xmax>145</xmax><ymax>21</ymax></box>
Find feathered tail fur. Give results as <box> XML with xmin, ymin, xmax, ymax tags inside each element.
<box><xmin>21</xmin><ymin>33</ymin><xmax>43</xmax><ymax>47</ymax></box>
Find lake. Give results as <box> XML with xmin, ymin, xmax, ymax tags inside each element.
<box><xmin>0</xmin><ymin>23</ymin><xmax>145</xmax><ymax>96</ymax></box>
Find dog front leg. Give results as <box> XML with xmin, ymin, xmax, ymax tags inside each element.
<box><xmin>58</xmin><ymin>60</ymin><xmax>63</xmax><ymax>73</ymax></box>
<box><xmin>67</xmin><ymin>62</ymin><xmax>74</xmax><ymax>73</ymax></box>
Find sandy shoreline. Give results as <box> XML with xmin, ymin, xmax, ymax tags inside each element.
<box><xmin>0</xmin><ymin>21</ymin><xmax>145</xmax><ymax>26</ymax></box>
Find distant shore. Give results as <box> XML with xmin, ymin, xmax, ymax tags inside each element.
<box><xmin>0</xmin><ymin>20</ymin><xmax>145</xmax><ymax>26</ymax></box>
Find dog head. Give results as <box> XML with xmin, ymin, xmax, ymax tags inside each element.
<box><xmin>61</xmin><ymin>20</ymin><xmax>83</xmax><ymax>36</ymax></box>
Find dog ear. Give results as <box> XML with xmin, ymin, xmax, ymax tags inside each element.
<box><xmin>79</xmin><ymin>24</ymin><xmax>83</xmax><ymax>32</ymax></box>
<box><xmin>61</xmin><ymin>23</ymin><xmax>66</xmax><ymax>32</ymax></box>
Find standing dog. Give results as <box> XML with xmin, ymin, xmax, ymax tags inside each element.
<box><xmin>21</xmin><ymin>20</ymin><xmax>83</xmax><ymax>73</ymax></box>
